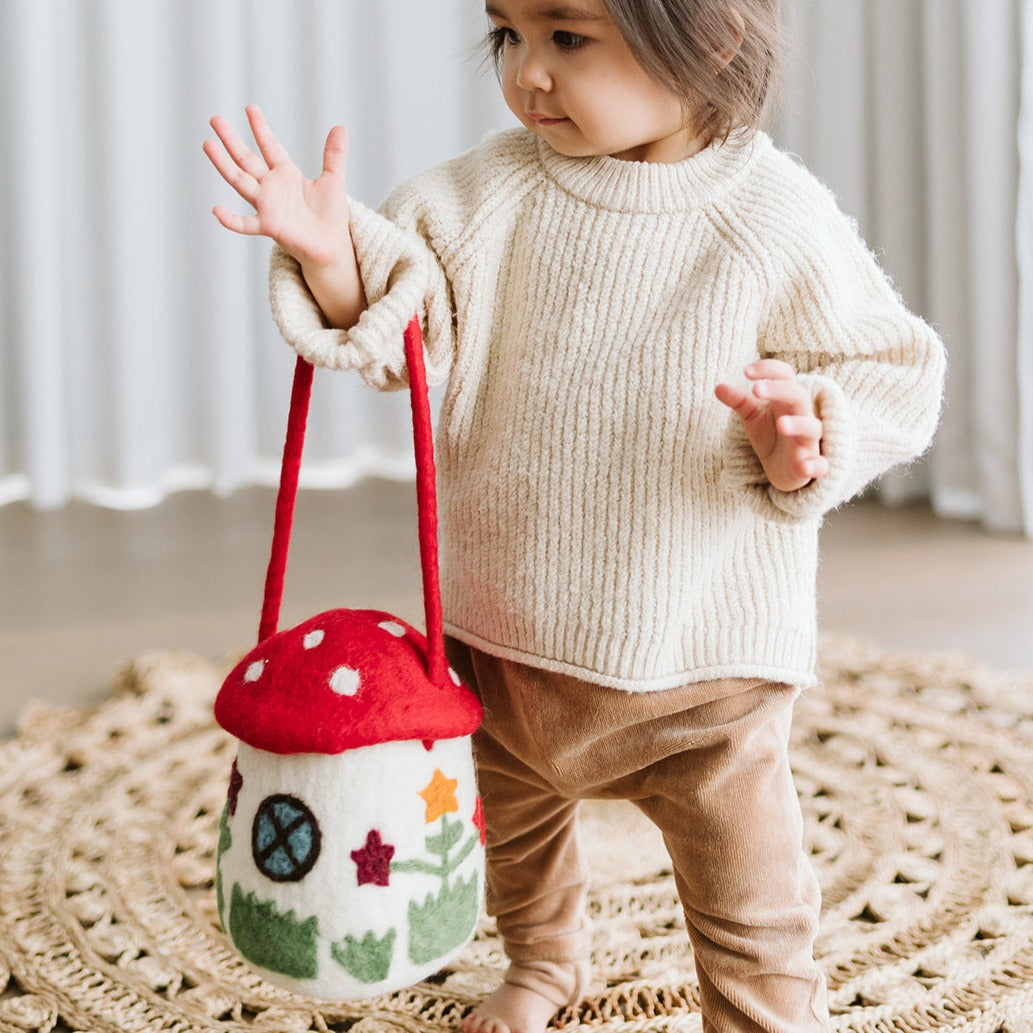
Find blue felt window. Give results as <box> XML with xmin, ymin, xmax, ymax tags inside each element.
<box><xmin>251</xmin><ymin>794</ymin><xmax>322</xmax><ymax>882</ymax></box>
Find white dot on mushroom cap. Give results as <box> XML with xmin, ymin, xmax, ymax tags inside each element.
<box><xmin>303</xmin><ymin>629</ymin><xmax>325</xmax><ymax>649</ymax></box>
<box><xmin>378</xmin><ymin>621</ymin><xmax>406</xmax><ymax>637</ymax></box>
<box><xmin>329</xmin><ymin>665</ymin><xmax>361</xmax><ymax>696</ymax></box>
<box><xmin>244</xmin><ymin>660</ymin><xmax>266</xmax><ymax>683</ymax></box>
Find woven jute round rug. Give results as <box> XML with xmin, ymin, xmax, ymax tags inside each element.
<box><xmin>1</xmin><ymin>634</ymin><xmax>1032</xmax><ymax>1033</ymax></box>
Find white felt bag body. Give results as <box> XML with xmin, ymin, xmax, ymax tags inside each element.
<box><xmin>216</xmin><ymin>732</ymin><xmax>483</xmax><ymax>998</ymax></box>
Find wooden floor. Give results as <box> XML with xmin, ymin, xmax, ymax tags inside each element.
<box><xmin>2</xmin><ymin>483</ymin><xmax>1032</xmax><ymax>736</ymax></box>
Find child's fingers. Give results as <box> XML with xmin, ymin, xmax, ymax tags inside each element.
<box><xmin>800</xmin><ymin>456</ymin><xmax>830</xmax><ymax>480</ymax></box>
<box><xmin>751</xmin><ymin>377</ymin><xmax>810</xmax><ymax>412</ymax></box>
<box><xmin>212</xmin><ymin>204</ymin><xmax>261</xmax><ymax>236</ymax></box>
<box><xmin>209</xmin><ymin>114</ymin><xmax>268</xmax><ymax>180</ymax></box>
<box><xmin>776</xmin><ymin>414</ymin><xmax>823</xmax><ymax>441</ymax></box>
<box><xmin>745</xmin><ymin>359</ymin><xmax>796</xmax><ymax>381</ymax></box>
<box><xmin>715</xmin><ymin>382</ymin><xmax>762</xmax><ymax>419</ymax></box>
<box><xmin>246</xmin><ymin>104</ymin><xmax>292</xmax><ymax>169</ymax></box>
<box><xmin>322</xmin><ymin>125</ymin><xmax>348</xmax><ymax>177</ymax></box>
<box><xmin>203</xmin><ymin>139</ymin><xmax>260</xmax><ymax>205</ymax></box>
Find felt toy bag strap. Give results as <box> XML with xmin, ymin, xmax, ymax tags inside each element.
<box><xmin>258</xmin><ymin>317</ymin><xmax>448</xmax><ymax>687</ymax></box>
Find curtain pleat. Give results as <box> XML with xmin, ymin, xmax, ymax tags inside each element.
<box><xmin>955</xmin><ymin>0</ymin><xmax>1023</xmax><ymax>530</ymax></box>
<box><xmin>1018</xmin><ymin>0</ymin><xmax>1033</xmax><ymax>531</ymax></box>
<box><xmin>2</xmin><ymin>2</ymin><xmax>71</xmax><ymax>508</ymax></box>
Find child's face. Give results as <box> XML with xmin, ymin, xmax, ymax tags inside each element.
<box><xmin>486</xmin><ymin>0</ymin><xmax>706</xmax><ymax>163</ymax></box>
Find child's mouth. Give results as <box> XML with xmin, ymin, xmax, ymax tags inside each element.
<box><xmin>528</xmin><ymin>113</ymin><xmax>569</xmax><ymax>126</ymax></box>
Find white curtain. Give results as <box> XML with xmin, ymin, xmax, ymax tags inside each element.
<box><xmin>0</xmin><ymin>0</ymin><xmax>513</xmax><ymax>509</ymax></box>
<box><xmin>777</xmin><ymin>0</ymin><xmax>1033</xmax><ymax>534</ymax></box>
<box><xmin>2</xmin><ymin>1</ymin><xmax>1031</xmax><ymax>535</ymax></box>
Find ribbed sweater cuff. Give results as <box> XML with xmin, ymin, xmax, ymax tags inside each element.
<box><xmin>267</xmin><ymin>201</ymin><xmax>429</xmax><ymax>391</ymax></box>
<box><xmin>347</xmin><ymin>200</ymin><xmax>432</xmax><ymax>390</ymax></box>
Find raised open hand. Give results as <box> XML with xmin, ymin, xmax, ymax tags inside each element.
<box><xmin>205</xmin><ymin>104</ymin><xmax>365</xmax><ymax>329</ymax></box>
<box><xmin>204</xmin><ymin>105</ymin><xmax>351</xmax><ymax>271</ymax></box>
<box><xmin>715</xmin><ymin>359</ymin><xmax>830</xmax><ymax>493</ymax></box>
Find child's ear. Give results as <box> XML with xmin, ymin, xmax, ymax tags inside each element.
<box><xmin>712</xmin><ymin>6</ymin><xmax>746</xmax><ymax>71</ymax></box>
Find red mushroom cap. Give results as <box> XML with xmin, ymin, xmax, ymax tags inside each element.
<box><xmin>214</xmin><ymin>608</ymin><xmax>482</xmax><ymax>755</ymax></box>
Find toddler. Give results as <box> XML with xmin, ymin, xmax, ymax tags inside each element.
<box><xmin>204</xmin><ymin>1</ymin><xmax>945</xmax><ymax>1030</ymax></box>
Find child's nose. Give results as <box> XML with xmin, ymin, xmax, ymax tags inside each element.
<box><xmin>514</xmin><ymin>50</ymin><xmax>552</xmax><ymax>92</ymax></box>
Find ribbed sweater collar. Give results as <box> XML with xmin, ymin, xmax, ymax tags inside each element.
<box><xmin>535</xmin><ymin>129</ymin><xmax>768</xmax><ymax>214</ymax></box>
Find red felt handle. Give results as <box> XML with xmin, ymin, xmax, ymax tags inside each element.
<box><xmin>258</xmin><ymin>318</ymin><xmax>448</xmax><ymax>687</ymax></box>
<box><xmin>258</xmin><ymin>354</ymin><xmax>313</xmax><ymax>644</ymax></box>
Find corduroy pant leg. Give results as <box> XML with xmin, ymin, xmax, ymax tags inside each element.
<box><xmin>631</xmin><ymin>686</ymin><xmax>830</xmax><ymax>1033</ymax></box>
<box><xmin>472</xmin><ymin>724</ymin><xmax>592</xmax><ymax>969</ymax></box>
<box><xmin>445</xmin><ymin>639</ymin><xmax>592</xmax><ymax>1001</ymax></box>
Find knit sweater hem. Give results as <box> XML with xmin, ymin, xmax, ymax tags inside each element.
<box><xmin>442</xmin><ymin>622</ymin><xmax>818</xmax><ymax>693</ymax></box>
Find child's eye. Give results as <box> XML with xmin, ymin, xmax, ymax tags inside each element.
<box><xmin>553</xmin><ymin>30</ymin><xmax>588</xmax><ymax>50</ymax></box>
<box><xmin>487</xmin><ymin>25</ymin><xmax>520</xmax><ymax>53</ymax></box>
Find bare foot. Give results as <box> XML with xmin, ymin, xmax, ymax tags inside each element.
<box><xmin>461</xmin><ymin>982</ymin><xmax>561</xmax><ymax>1033</ymax></box>
<box><xmin>461</xmin><ymin>961</ymin><xmax>587</xmax><ymax>1033</ymax></box>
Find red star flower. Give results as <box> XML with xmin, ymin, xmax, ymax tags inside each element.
<box><xmin>351</xmin><ymin>829</ymin><xmax>395</xmax><ymax>887</ymax></box>
<box><xmin>472</xmin><ymin>796</ymin><xmax>486</xmax><ymax>845</ymax></box>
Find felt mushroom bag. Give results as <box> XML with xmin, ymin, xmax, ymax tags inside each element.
<box><xmin>213</xmin><ymin>319</ymin><xmax>485</xmax><ymax>1000</ymax></box>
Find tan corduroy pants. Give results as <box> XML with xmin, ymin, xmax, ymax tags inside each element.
<box><xmin>446</xmin><ymin>639</ymin><xmax>830</xmax><ymax>1033</ymax></box>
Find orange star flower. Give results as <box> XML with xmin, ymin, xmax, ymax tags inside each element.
<box><xmin>419</xmin><ymin>769</ymin><xmax>459</xmax><ymax>823</ymax></box>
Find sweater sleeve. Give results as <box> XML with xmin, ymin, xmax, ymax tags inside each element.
<box><xmin>267</xmin><ymin>187</ymin><xmax>456</xmax><ymax>391</ymax></box>
<box><xmin>720</xmin><ymin>179</ymin><xmax>946</xmax><ymax>522</ymax></box>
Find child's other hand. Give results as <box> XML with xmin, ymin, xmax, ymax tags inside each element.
<box><xmin>715</xmin><ymin>360</ymin><xmax>830</xmax><ymax>492</ymax></box>
<box><xmin>204</xmin><ymin>105</ymin><xmax>352</xmax><ymax>272</ymax></box>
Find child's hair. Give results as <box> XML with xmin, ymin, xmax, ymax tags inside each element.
<box><xmin>603</xmin><ymin>0</ymin><xmax>784</xmax><ymax>143</ymax></box>
<box><xmin>482</xmin><ymin>0</ymin><xmax>784</xmax><ymax>146</ymax></box>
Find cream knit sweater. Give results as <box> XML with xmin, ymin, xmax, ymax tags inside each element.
<box><xmin>269</xmin><ymin>128</ymin><xmax>945</xmax><ymax>691</ymax></box>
